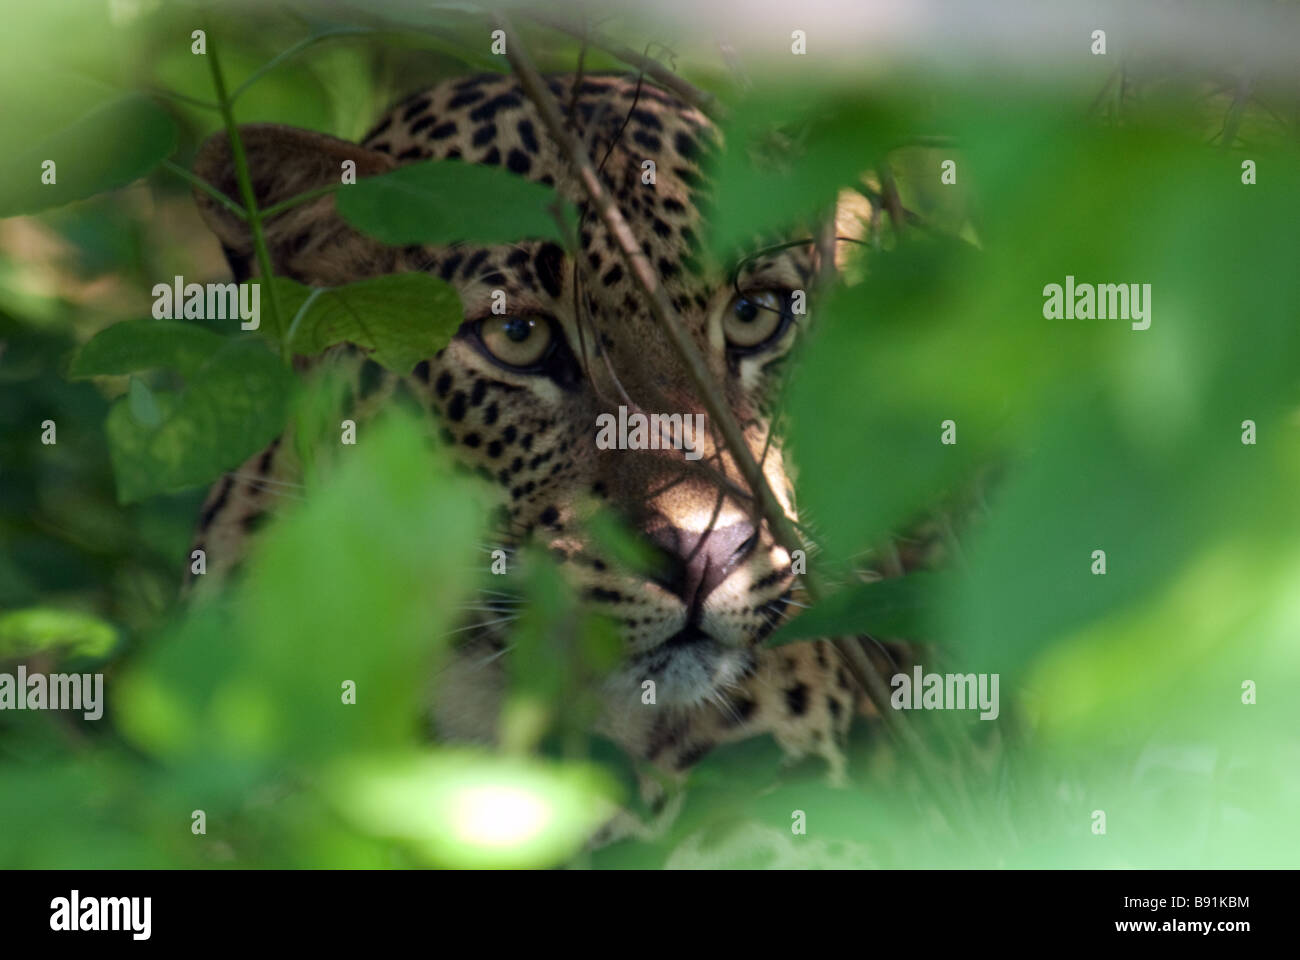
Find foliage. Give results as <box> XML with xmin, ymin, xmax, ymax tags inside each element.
<box><xmin>0</xmin><ymin>0</ymin><xmax>1297</xmax><ymax>869</ymax></box>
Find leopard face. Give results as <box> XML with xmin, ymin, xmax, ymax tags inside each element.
<box><xmin>191</xmin><ymin>72</ymin><xmax>861</xmax><ymax>773</ymax></box>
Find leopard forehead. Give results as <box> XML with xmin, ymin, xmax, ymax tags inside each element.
<box><xmin>363</xmin><ymin>73</ymin><xmax>815</xmax><ymax>391</ymax></box>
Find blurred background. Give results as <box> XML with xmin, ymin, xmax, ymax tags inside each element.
<box><xmin>0</xmin><ymin>0</ymin><xmax>1297</xmax><ymax>868</ymax></box>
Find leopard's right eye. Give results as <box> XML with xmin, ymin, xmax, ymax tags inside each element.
<box><xmin>477</xmin><ymin>314</ymin><xmax>555</xmax><ymax>370</ymax></box>
<box><xmin>722</xmin><ymin>289</ymin><xmax>792</xmax><ymax>351</ymax></box>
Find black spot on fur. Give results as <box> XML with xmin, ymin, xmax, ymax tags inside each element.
<box><xmin>632</xmin><ymin>130</ymin><xmax>661</xmax><ymax>151</ymax></box>
<box><xmin>725</xmin><ymin>697</ymin><xmax>757</xmax><ymax>727</ymax></box>
<box><xmin>517</xmin><ymin>118</ymin><xmax>539</xmax><ymax>152</ymax></box>
<box><xmin>506</xmin><ymin>148</ymin><xmax>531</xmax><ymax>175</ymax></box>
<box><xmin>629</xmin><ymin>108</ymin><xmax>662</xmax><ymax>130</ymax></box>
<box><xmin>461</xmin><ymin>249</ymin><xmax>490</xmax><ymax>278</ymax></box>
<box><xmin>447</xmin><ymin>89</ymin><xmax>486</xmax><ymax>109</ymax></box>
<box><xmin>358</xmin><ymin>360</ymin><xmax>386</xmax><ymax>399</ymax></box>
<box><xmin>199</xmin><ymin>476</ymin><xmax>235</xmax><ymax>530</ymax></box>
<box><xmin>533</xmin><ymin>243</ymin><xmax>565</xmax><ymax>298</ymax></box>
<box><xmin>438</xmin><ymin>252</ymin><xmax>464</xmax><ymax>280</ymax></box>
<box><xmin>469</xmin><ymin>93</ymin><xmax>523</xmax><ymax>123</ymax></box>
<box><xmin>472</xmin><ymin>123</ymin><xmax>497</xmax><ymax>147</ymax></box>
<box><xmin>674</xmin><ymin>742</ymin><xmax>713</xmax><ymax>770</ymax></box>
<box><xmin>428</xmin><ymin>121</ymin><xmax>458</xmax><ymax>140</ymax></box>
<box><xmin>401</xmin><ymin>97</ymin><xmax>432</xmax><ymax>122</ymax></box>
<box><xmin>470</xmin><ymin>378</ymin><xmax>488</xmax><ymax>406</ymax></box>
<box><xmin>448</xmin><ymin>391</ymin><xmax>467</xmax><ymax>421</ymax></box>
<box><xmin>785</xmin><ymin>683</ymin><xmax>809</xmax><ymax>716</ymax></box>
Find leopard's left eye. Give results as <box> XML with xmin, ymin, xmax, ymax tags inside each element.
<box><xmin>478</xmin><ymin>314</ymin><xmax>554</xmax><ymax>369</ymax></box>
<box><xmin>723</xmin><ymin>289</ymin><xmax>791</xmax><ymax>350</ymax></box>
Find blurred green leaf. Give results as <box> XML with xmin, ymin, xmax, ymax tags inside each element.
<box><xmin>0</xmin><ymin>607</ymin><xmax>118</xmax><ymax>660</ymax></box>
<box><xmin>0</xmin><ymin>95</ymin><xmax>176</xmax><ymax>217</ymax></box>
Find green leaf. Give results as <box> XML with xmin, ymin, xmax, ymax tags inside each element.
<box><xmin>783</xmin><ymin>253</ymin><xmax>992</xmax><ymax>571</ymax></box>
<box><xmin>766</xmin><ymin>572</ymin><xmax>949</xmax><ymax>647</ymax></box>
<box><xmin>105</xmin><ymin>339</ymin><xmax>292</xmax><ymax>503</ymax></box>
<box><xmin>68</xmin><ymin>319</ymin><xmax>225</xmax><ymax>379</ymax></box>
<box><xmin>0</xmin><ymin>94</ymin><xmax>176</xmax><ymax>217</ymax></box>
<box><xmin>271</xmin><ymin>273</ymin><xmax>463</xmax><ymax>372</ymax></box>
<box><xmin>0</xmin><ymin>607</ymin><xmax>118</xmax><ymax>660</ymax></box>
<box><xmin>336</xmin><ymin>160</ymin><xmax>573</xmax><ymax>247</ymax></box>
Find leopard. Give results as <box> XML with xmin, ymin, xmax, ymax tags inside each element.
<box><xmin>185</xmin><ymin>71</ymin><xmax>933</xmax><ymax>834</ymax></box>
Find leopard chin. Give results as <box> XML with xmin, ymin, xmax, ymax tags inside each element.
<box><xmin>613</xmin><ymin>628</ymin><xmax>759</xmax><ymax>708</ymax></box>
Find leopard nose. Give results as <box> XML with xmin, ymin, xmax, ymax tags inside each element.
<box><xmin>643</xmin><ymin>517</ymin><xmax>758</xmax><ymax>609</ymax></box>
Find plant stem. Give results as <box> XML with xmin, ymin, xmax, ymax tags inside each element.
<box><xmin>161</xmin><ymin>159</ymin><xmax>247</xmax><ymax>221</ymax></box>
<box><xmin>206</xmin><ymin>37</ymin><xmax>286</xmax><ymax>361</ymax></box>
<box><xmin>260</xmin><ymin>182</ymin><xmax>344</xmax><ymax>221</ymax></box>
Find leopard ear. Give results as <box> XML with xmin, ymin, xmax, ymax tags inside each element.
<box><xmin>191</xmin><ymin>124</ymin><xmax>399</xmax><ymax>285</ymax></box>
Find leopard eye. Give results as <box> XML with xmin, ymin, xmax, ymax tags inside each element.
<box><xmin>723</xmin><ymin>289</ymin><xmax>790</xmax><ymax>350</ymax></box>
<box><xmin>478</xmin><ymin>314</ymin><xmax>554</xmax><ymax>369</ymax></box>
